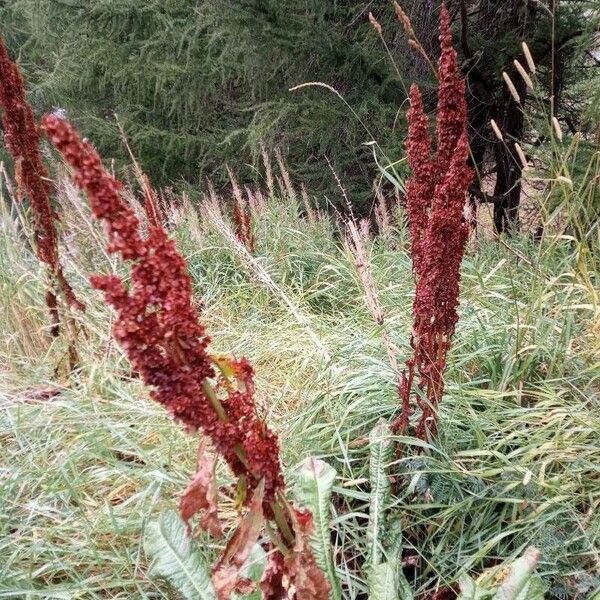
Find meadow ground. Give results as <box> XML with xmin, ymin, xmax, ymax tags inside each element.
<box><xmin>0</xmin><ymin>171</ymin><xmax>598</xmax><ymax>599</ymax></box>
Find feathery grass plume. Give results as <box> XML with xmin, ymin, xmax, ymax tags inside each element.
<box><xmin>552</xmin><ymin>117</ymin><xmax>564</xmax><ymax>142</ymax></box>
<box><xmin>227</xmin><ymin>166</ymin><xmax>256</xmax><ymax>251</ymax></box>
<box><xmin>42</xmin><ymin>114</ymin><xmax>329</xmax><ymax>599</ymax></box>
<box><xmin>117</xmin><ymin>121</ymin><xmax>164</xmax><ymax>228</ymax></box>
<box><xmin>260</xmin><ymin>142</ymin><xmax>275</xmax><ymax>197</ymax></box>
<box><xmin>346</xmin><ymin>219</ymin><xmax>402</xmax><ymax>413</ymax></box>
<box><xmin>373</xmin><ymin>183</ymin><xmax>392</xmax><ymax>241</ymax></box>
<box><xmin>0</xmin><ymin>34</ymin><xmax>83</xmax><ymax>340</ymax></box>
<box><xmin>392</xmin><ymin>6</ymin><xmax>473</xmax><ymax>439</ymax></box>
<box><xmin>301</xmin><ymin>184</ymin><xmax>318</xmax><ymax>224</ymax></box>
<box><xmin>275</xmin><ymin>148</ymin><xmax>297</xmax><ymax>202</ymax></box>
<box><xmin>232</xmin><ymin>195</ymin><xmax>256</xmax><ymax>253</ymax></box>
<box><xmin>394</xmin><ymin>2</ymin><xmax>436</xmax><ymax>77</ymax></box>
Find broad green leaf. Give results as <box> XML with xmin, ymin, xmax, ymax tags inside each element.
<box><xmin>589</xmin><ymin>588</ymin><xmax>600</xmax><ymax>600</ymax></box>
<box><xmin>144</xmin><ymin>510</ymin><xmax>216</xmax><ymax>600</ymax></box>
<box><xmin>370</xmin><ymin>562</ymin><xmax>399</xmax><ymax>600</ymax></box>
<box><xmin>368</xmin><ymin>517</ymin><xmax>413</xmax><ymax>600</ymax></box>
<box><xmin>514</xmin><ymin>575</ymin><xmax>546</xmax><ymax>600</ymax></box>
<box><xmin>367</xmin><ymin>419</ymin><xmax>394</xmax><ymax>569</ymax></box>
<box><xmin>457</xmin><ymin>574</ymin><xmax>492</xmax><ymax>600</ymax></box>
<box><xmin>368</xmin><ymin>557</ymin><xmax>413</xmax><ymax>600</ymax></box>
<box><xmin>295</xmin><ymin>457</ymin><xmax>341</xmax><ymax>600</ymax></box>
<box><xmin>493</xmin><ymin>548</ymin><xmax>541</xmax><ymax>600</ymax></box>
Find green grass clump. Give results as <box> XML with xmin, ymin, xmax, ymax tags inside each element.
<box><xmin>0</xmin><ymin>174</ymin><xmax>598</xmax><ymax>598</ymax></box>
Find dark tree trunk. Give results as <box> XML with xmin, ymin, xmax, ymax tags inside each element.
<box><xmin>459</xmin><ymin>0</ymin><xmax>539</xmax><ymax>235</ymax></box>
<box><xmin>491</xmin><ymin>73</ymin><xmax>526</xmax><ymax>234</ymax></box>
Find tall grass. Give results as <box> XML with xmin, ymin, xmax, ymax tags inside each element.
<box><xmin>1</xmin><ymin>137</ymin><xmax>598</xmax><ymax>597</ymax></box>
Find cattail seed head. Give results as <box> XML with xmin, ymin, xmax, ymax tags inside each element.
<box><xmin>556</xmin><ymin>175</ymin><xmax>573</xmax><ymax>186</ymax></box>
<box><xmin>514</xmin><ymin>143</ymin><xmax>528</xmax><ymax>169</ymax></box>
<box><xmin>552</xmin><ymin>116</ymin><xmax>563</xmax><ymax>142</ymax></box>
<box><xmin>368</xmin><ymin>12</ymin><xmax>382</xmax><ymax>35</ymax></box>
<box><xmin>522</xmin><ymin>42</ymin><xmax>536</xmax><ymax>73</ymax></box>
<box><xmin>490</xmin><ymin>119</ymin><xmax>504</xmax><ymax>141</ymax></box>
<box><xmin>513</xmin><ymin>59</ymin><xmax>533</xmax><ymax>89</ymax></box>
<box><xmin>502</xmin><ymin>72</ymin><xmax>521</xmax><ymax>104</ymax></box>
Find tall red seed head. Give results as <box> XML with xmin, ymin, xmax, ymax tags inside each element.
<box><xmin>0</xmin><ymin>35</ymin><xmax>57</xmax><ymax>268</ymax></box>
<box><xmin>405</xmin><ymin>84</ymin><xmax>436</xmax><ymax>273</ymax></box>
<box><xmin>435</xmin><ymin>5</ymin><xmax>468</xmax><ymax>176</ymax></box>
<box><xmin>42</xmin><ymin>113</ymin><xmax>285</xmax><ymax>511</ymax></box>
<box><xmin>394</xmin><ymin>6</ymin><xmax>473</xmax><ymax>439</ymax></box>
<box><xmin>0</xmin><ymin>35</ymin><xmax>82</xmax><ymax>315</ymax></box>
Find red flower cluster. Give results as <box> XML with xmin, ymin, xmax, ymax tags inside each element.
<box><xmin>393</xmin><ymin>7</ymin><xmax>473</xmax><ymax>439</ymax></box>
<box><xmin>42</xmin><ymin>114</ymin><xmax>285</xmax><ymax>512</ymax></box>
<box><xmin>0</xmin><ymin>35</ymin><xmax>82</xmax><ymax>315</ymax></box>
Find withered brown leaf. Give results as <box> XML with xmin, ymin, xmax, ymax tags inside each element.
<box><xmin>212</xmin><ymin>479</ymin><xmax>265</xmax><ymax>600</ymax></box>
<box><xmin>179</xmin><ymin>439</ymin><xmax>223</xmax><ymax>539</ymax></box>
<box><xmin>260</xmin><ymin>507</ymin><xmax>331</xmax><ymax>600</ymax></box>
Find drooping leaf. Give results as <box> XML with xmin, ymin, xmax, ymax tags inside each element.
<box><xmin>457</xmin><ymin>574</ymin><xmax>490</xmax><ymax>600</ymax></box>
<box><xmin>212</xmin><ymin>479</ymin><xmax>265</xmax><ymax>600</ymax></box>
<box><xmin>295</xmin><ymin>457</ymin><xmax>340</xmax><ymax>599</ymax></box>
<box><xmin>514</xmin><ymin>576</ymin><xmax>546</xmax><ymax>600</ymax></box>
<box><xmin>143</xmin><ymin>510</ymin><xmax>216</xmax><ymax>600</ymax></box>
<box><xmin>233</xmin><ymin>543</ymin><xmax>267</xmax><ymax>600</ymax></box>
<box><xmin>179</xmin><ymin>439</ymin><xmax>223</xmax><ymax>539</ymax></box>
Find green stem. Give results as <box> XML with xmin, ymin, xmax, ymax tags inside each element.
<box><xmin>202</xmin><ymin>378</ymin><xmax>229</xmax><ymax>423</ymax></box>
<box><xmin>203</xmin><ymin>376</ymin><xmax>296</xmax><ymax>548</ymax></box>
<box><xmin>272</xmin><ymin>499</ymin><xmax>295</xmax><ymax>546</ymax></box>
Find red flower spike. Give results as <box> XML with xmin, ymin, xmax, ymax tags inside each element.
<box><xmin>0</xmin><ymin>35</ymin><xmax>83</xmax><ymax>317</ymax></box>
<box><xmin>435</xmin><ymin>6</ymin><xmax>468</xmax><ymax>176</ymax></box>
<box><xmin>43</xmin><ymin>114</ymin><xmax>328</xmax><ymax>596</ymax></box>
<box><xmin>393</xmin><ymin>7</ymin><xmax>473</xmax><ymax>440</ymax></box>
<box><xmin>405</xmin><ymin>84</ymin><xmax>436</xmax><ymax>274</ymax></box>
<box><xmin>42</xmin><ymin>113</ymin><xmax>285</xmax><ymax>515</ymax></box>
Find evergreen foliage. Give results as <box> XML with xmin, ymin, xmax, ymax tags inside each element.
<box><xmin>0</xmin><ymin>0</ymin><xmax>418</xmax><ymax>210</ymax></box>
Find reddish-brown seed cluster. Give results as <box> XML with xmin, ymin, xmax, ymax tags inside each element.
<box><xmin>232</xmin><ymin>197</ymin><xmax>256</xmax><ymax>253</ymax></box>
<box><xmin>393</xmin><ymin>7</ymin><xmax>473</xmax><ymax>439</ymax></box>
<box><xmin>0</xmin><ymin>35</ymin><xmax>82</xmax><ymax>313</ymax></box>
<box><xmin>42</xmin><ymin>114</ymin><xmax>285</xmax><ymax>511</ymax></box>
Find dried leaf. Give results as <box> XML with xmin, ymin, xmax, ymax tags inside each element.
<box><xmin>260</xmin><ymin>507</ymin><xmax>331</xmax><ymax>600</ymax></box>
<box><xmin>45</xmin><ymin>289</ymin><xmax>60</xmax><ymax>337</ymax></box>
<box><xmin>21</xmin><ymin>386</ymin><xmax>63</xmax><ymax>403</ymax></box>
<box><xmin>212</xmin><ymin>480</ymin><xmax>265</xmax><ymax>600</ymax></box>
<box><xmin>179</xmin><ymin>440</ymin><xmax>223</xmax><ymax>539</ymax></box>
<box><xmin>260</xmin><ymin>549</ymin><xmax>286</xmax><ymax>600</ymax></box>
